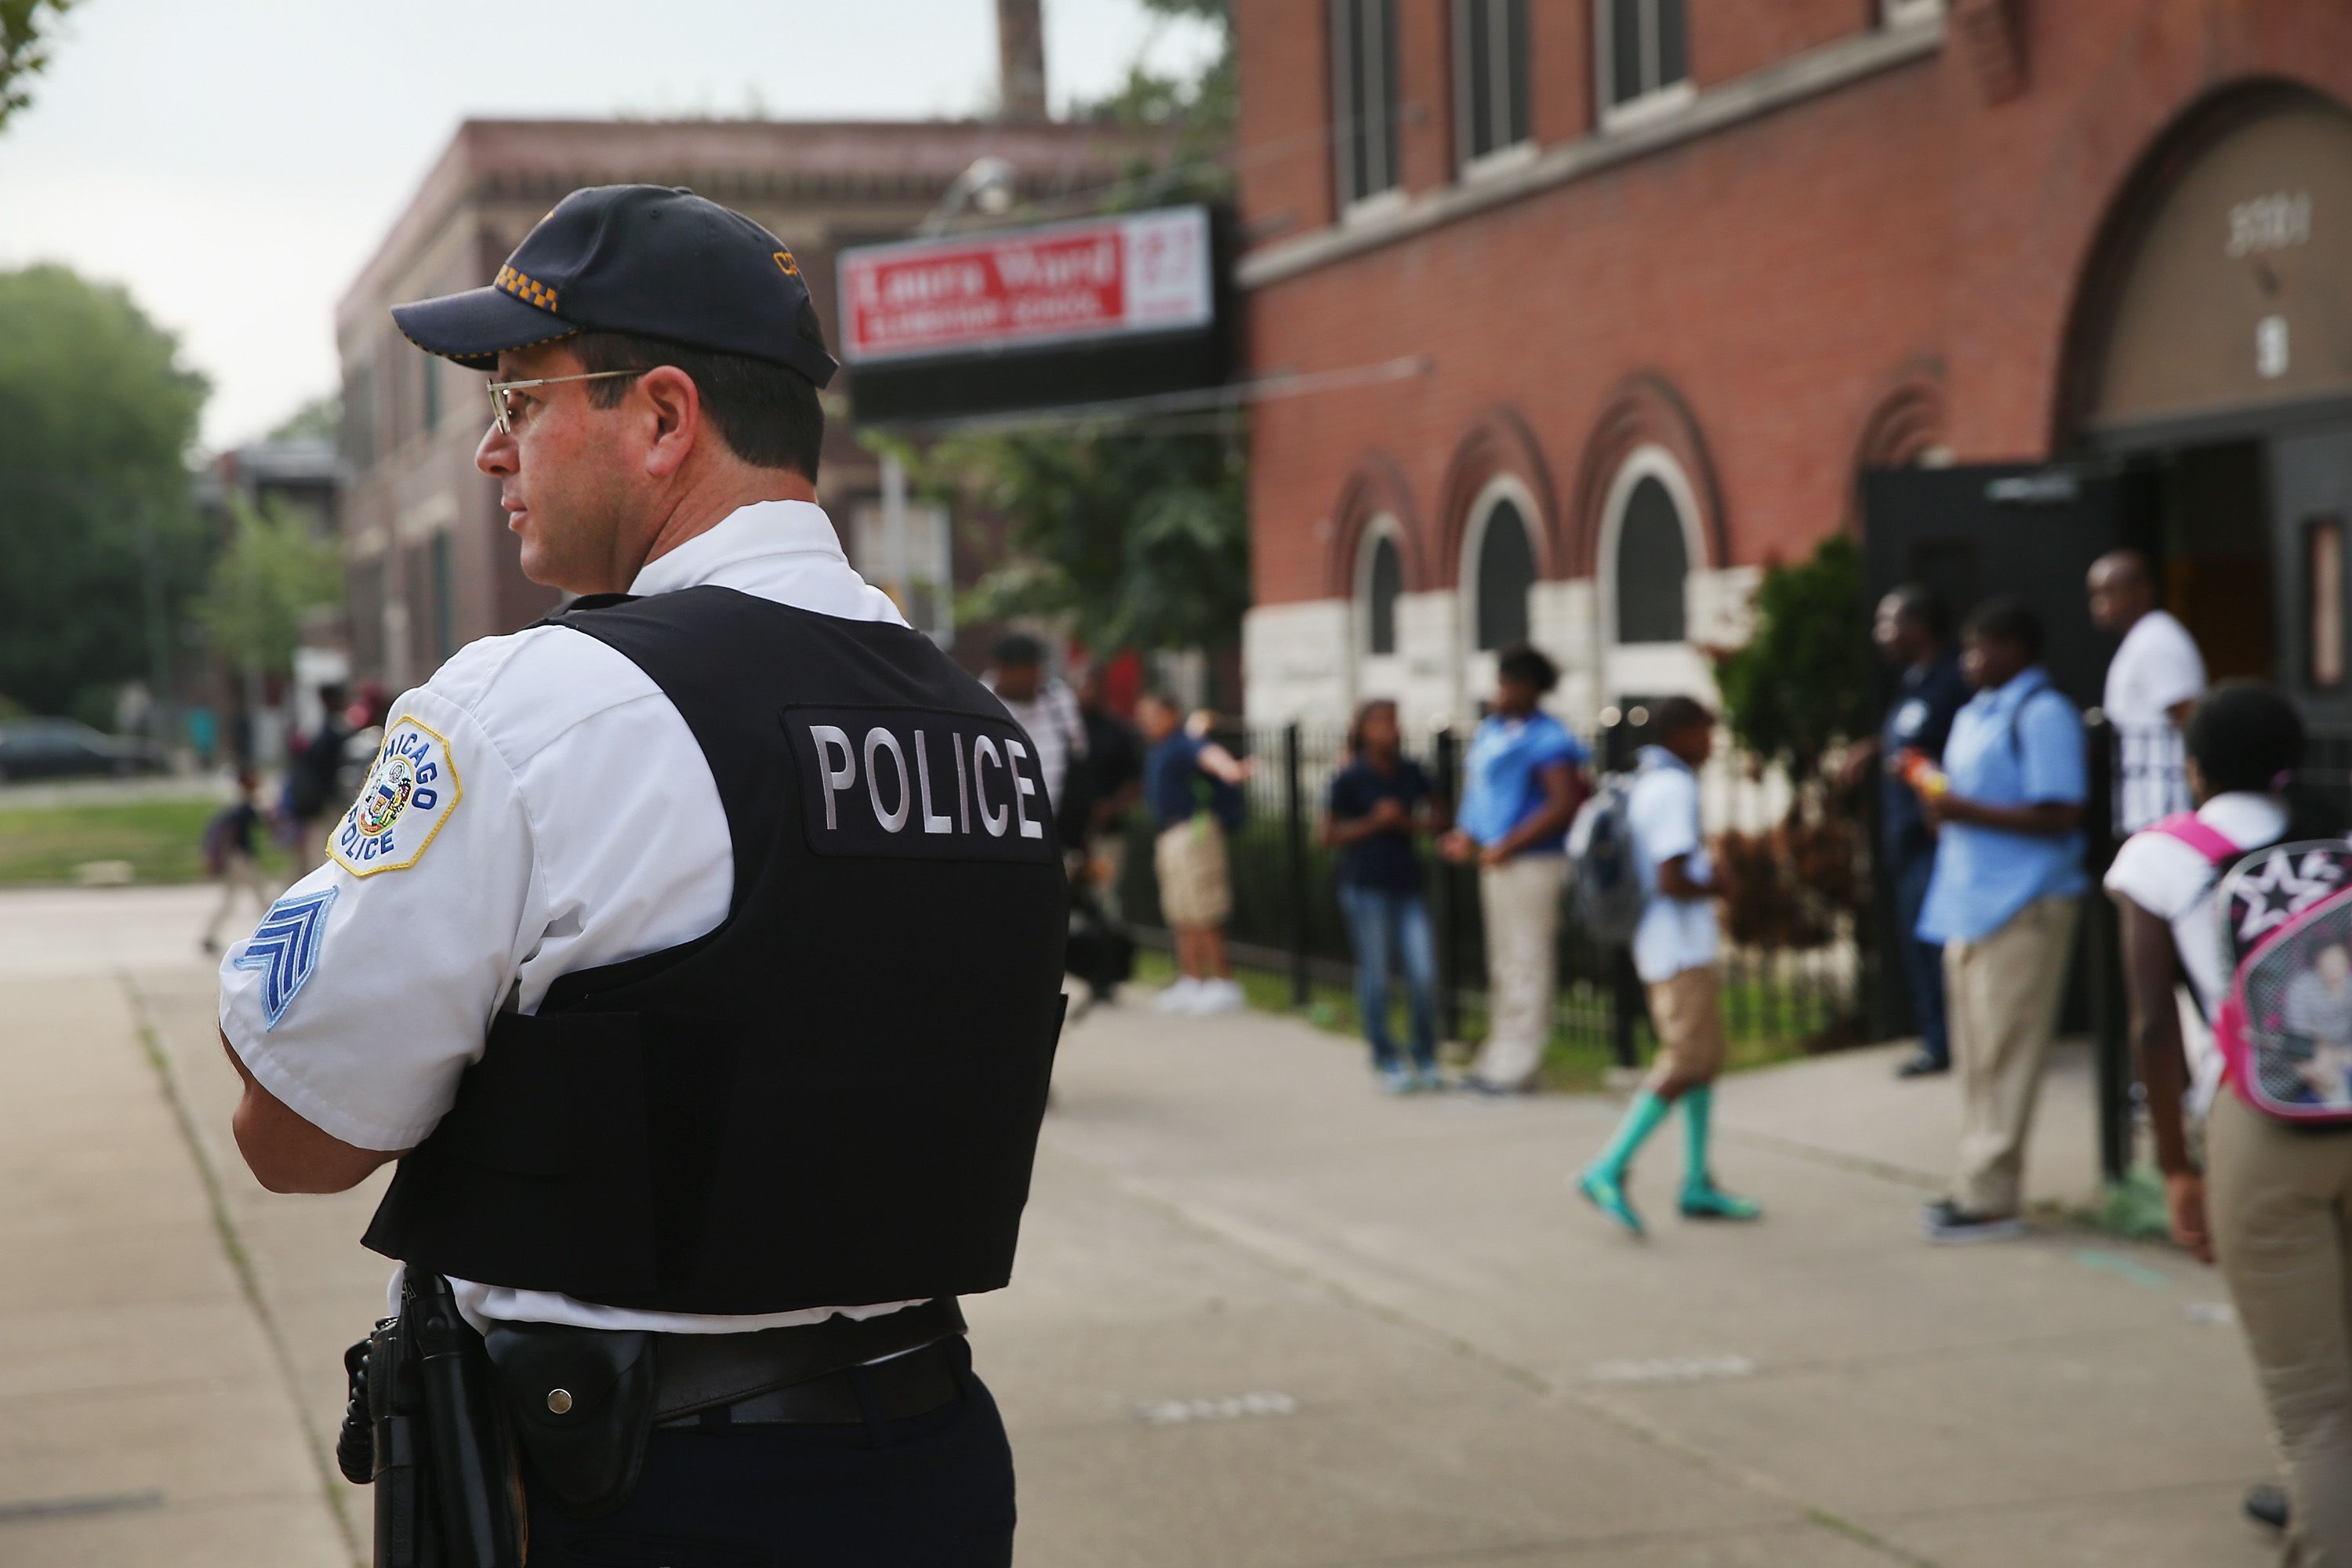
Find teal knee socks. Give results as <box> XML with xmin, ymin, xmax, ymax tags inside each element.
<box><xmin>1682</xmin><ymin>1082</ymin><xmax>1715</xmax><ymax>1189</ymax></box>
<box><xmin>1590</xmin><ymin>1089</ymin><xmax>1670</xmax><ymax>1181</ymax></box>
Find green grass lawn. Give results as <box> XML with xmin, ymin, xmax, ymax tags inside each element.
<box><xmin>1133</xmin><ymin>950</ymin><xmax>1813</xmax><ymax>1093</ymax></box>
<box><xmin>0</xmin><ymin>798</ymin><xmax>298</xmax><ymax>887</ymax></box>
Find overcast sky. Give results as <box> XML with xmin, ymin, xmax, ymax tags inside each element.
<box><xmin>0</xmin><ymin>0</ymin><xmax>1220</xmax><ymax>450</ymax></box>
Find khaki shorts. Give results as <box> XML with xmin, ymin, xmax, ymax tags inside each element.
<box><xmin>1646</xmin><ymin>964</ymin><xmax>1726</xmax><ymax>1086</ymax></box>
<box><xmin>1155</xmin><ymin>818</ymin><xmax>1232</xmax><ymax>929</ymax></box>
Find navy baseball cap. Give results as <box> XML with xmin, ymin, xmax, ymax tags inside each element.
<box><xmin>390</xmin><ymin>184</ymin><xmax>838</xmax><ymax>388</ymax></box>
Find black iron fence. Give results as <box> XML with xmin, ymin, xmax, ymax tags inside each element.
<box><xmin>1111</xmin><ymin>719</ymin><xmax>1868</xmax><ymax>1065</ymax></box>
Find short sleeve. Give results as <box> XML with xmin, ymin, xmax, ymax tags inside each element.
<box><xmin>1530</xmin><ymin>718</ymin><xmax>1583</xmax><ymax>770</ymax></box>
<box><xmin>2146</xmin><ymin>620</ymin><xmax>2209</xmax><ymax>713</ymax></box>
<box><xmin>2018</xmin><ymin>695</ymin><xmax>2089</xmax><ymax>806</ymax></box>
<box><xmin>1632</xmin><ymin>770</ymin><xmax>1701</xmax><ymax>865</ymax></box>
<box><xmin>2102</xmin><ymin>829</ymin><xmax>2212</xmax><ymax>923</ymax></box>
<box><xmin>1327</xmin><ymin>769</ymin><xmax>1360</xmax><ymax>819</ymax></box>
<box><xmin>217</xmin><ymin>684</ymin><xmax>541</xmax><ymax>1151</ymax></box>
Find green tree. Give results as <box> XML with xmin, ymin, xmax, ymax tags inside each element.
<box><xmin>1</xmin><ymin>0</ymin><xmax>78</xmax><ymax>131</ymax></box>
<box><xmin>267</xmin><ymin>393</ymin><xmax>341</xmax><ymax>445</ymax></box>
<box><xmin>0</xmin><ymin>264</ymin><xmax>209</xmax><ymax>717</ymax></box>
<box><xmin>895</xmin><ymin>0</ymin><xmax>1246</xmax><ymax>671</ymax></box>
<box><xmin>1711</xmin><ymin>534</ymin><xmax>1876</xmax><ymax>779</ymax></box>
<box><xmin>899</xmin><ymin>423</ymin><xmax>1247</xmax><ymax>655</ymax></box>
<box><xmin>198</xmin><ymin>496</ymin><xmax>343</xmax><ymax>680</ymax></box>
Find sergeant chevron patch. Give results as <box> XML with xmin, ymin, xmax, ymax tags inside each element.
<box><xmin>233</xmin><ymin>886</ymin><xmax>339</xmax><ymax>1029</ymax></box>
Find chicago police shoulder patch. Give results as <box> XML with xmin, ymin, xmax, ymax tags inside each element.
<box><xmin>332</xmin><ymin>717</ymin><xmax>462</xmax><ymax>877</ymax></box>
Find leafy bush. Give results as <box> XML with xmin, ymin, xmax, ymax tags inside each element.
<box><xmin>1711</xmin><ymin>534</ymin><xmax>1875</xmax><ymax>778</ymax></box>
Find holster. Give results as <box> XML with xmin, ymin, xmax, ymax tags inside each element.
<box><xmin>481</xmin><ymin>1324</ymin><xmax>657</xmax><ymax>1519</ymax></box>
<box><xmin>352</xmin><ymin>1274</ymin><xmax>524</xmax><ymax>1568</ymax></box>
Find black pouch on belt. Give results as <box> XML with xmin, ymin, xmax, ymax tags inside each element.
<box><xmin>481</xmin><ymin>1324</ymin><xmax>656</xmax><ymax>1519</ymax></box>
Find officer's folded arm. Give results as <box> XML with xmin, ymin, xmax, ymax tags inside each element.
<box><xmin>220</xmin><ymin>1029</ymin><xmax>409</xmax><ymax>1192</ymax></box>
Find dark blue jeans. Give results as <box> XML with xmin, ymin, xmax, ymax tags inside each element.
<box><xmin>523</xmin><ymin>1341</ymin><xmax>1016</xmax><ymax>1566</ymax></box>
<box><xmin>1338</xmin><ymin>884</ymin><xmax>1439</xmax><ymax>1070</ymax></box>
<box><xmin>1892</xmin><ymin>845</ymin><xmax>1949</xmax><ymax>1065</ymax></box>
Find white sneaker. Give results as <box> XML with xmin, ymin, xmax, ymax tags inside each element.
<box><xmin>1192</xmin><ymin>978</ymin><xmax>1247</xmax><ymax>1014</ymax></box>
<box><xmin>1154</xmin><ymin>977</ymin><xmax>1205</xmax><ymax>1014</ymax></box>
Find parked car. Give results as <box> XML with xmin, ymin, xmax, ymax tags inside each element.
<box><xmin>0</xmin><ymin>719</ymin><xmax>168</xmax><ymax>782</ymax></box>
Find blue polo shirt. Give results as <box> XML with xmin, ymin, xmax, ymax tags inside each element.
<box><xmin>1917</xmin><ymin>667</ymin><xmax>2089</xmax><ymax>945</ymax></box>
<box><xmin>1457</xmin><ymin>712</ymin><xmax>1587</xmax><ymax>853</ymax></box>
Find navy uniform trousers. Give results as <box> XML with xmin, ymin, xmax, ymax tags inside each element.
<box><xmin>522</xmin><ymin>1340</ymin><xmax>1016</xmax><ymax>1567</ymax></box>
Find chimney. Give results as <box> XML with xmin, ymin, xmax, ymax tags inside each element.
<box><xmin>996</xmin><ymin>0</ymin><xmax>1048</xmax><ymax>123</ymax></box>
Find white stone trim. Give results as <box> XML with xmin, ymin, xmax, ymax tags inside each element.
<box><xmin>1243</xmin><ymin>599</ymin><xmax>1355</xmax><ymax>724</ymax></box>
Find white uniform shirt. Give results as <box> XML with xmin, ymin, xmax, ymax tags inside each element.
<box><xmin>2105</xmin><ymin>609</ymin><xmax>2207</xmax><ymax>833</ymax></box>
<box><xmin>2101</xmin><ymin>791</ymin><xmax>2288</xmax><ymax>1113</ymax></box>
<box><xmin>985</xmin><ymin>677</ymin><xmax>1085</xmax><ymax>814</ymax></box>
<box><xmin>219</xmin><ymin>500</ymin><xmax>929</xmax><ymax>1334</ymax></box>
<box><xmin>1627</xmin><ymin>746</ymin><xmax>1719</xmax><ymax>985</ymax></box>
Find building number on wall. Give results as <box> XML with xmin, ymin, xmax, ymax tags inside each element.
<box><xmin>2227</xmin><ymin>191</ymin><xmax>2311</xmax><ymax>258</ymax></box>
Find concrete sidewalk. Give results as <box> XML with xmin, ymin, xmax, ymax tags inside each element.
<box><xmin>0</xmin><ymin>887</ymin><xmax>2281</xmax><ymax>1566</ymax></box>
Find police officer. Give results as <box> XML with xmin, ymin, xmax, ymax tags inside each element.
<box><xmin>216</xmin><ymin>185</ymin><xmax>1065</xmax><ymax>1564</ymax></box>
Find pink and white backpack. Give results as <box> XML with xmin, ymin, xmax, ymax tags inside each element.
<box><xmin>2153</xmin><ymin>813</ymin><xmax>2352</xmax><ymax>1123</ymax></box>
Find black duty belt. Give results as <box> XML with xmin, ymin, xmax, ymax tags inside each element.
<box><xmin>655</xmin><ymin>1337</ymin><xmax>964</xmax><ymax>1428</ymax></box>
<box><xmin>648</xmin><ymin>1296</ymin><xmax>969</xmax><ymax>1425</ymax></box>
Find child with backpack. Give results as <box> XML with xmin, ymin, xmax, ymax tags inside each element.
<box><xmin>2106</xmin><ymin>681</ymin><xmax>2352</xmax><ymax>1557</ymax></box>
<box><xmin>198</xmin><ymin>769</ymin><xmax>268</xmax><ymax>956</ymax></box>
<box><xmin>1575</xmin><ymin>697</ymin><xmax>1760</xmax><ymax>1234</ymax></box>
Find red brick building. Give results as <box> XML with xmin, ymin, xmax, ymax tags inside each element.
<box><xmin>1234</xmin><ymin>0</ymin><xmax>2352</xmax><ymax>728</ymax></box>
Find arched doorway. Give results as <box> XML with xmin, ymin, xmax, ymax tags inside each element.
<box><xmin>2064</xmin><ymin>86</ymin><xmax>2352</xmax><ymax>713</ymax></box>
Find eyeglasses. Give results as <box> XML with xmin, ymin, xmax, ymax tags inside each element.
<box><xmin>483</xmin><ymin>368</ymin><xmax>645</xmax><ymax>435</ymax></box>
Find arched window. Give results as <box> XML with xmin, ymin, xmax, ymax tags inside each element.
<box><xmin>1613</xmin><ymin>476</ymin><xmax>1687</xmax><ymax>644</ymax></box>
<box><xmin>1360</xmin><ymin>532</ymin><xmax>1403</xmax><ymax>655</ymax></box>
<box><xmin>1472</xmin><ymin>498</ymin><xmax>1535</xmax><ymax>650</ymax></box>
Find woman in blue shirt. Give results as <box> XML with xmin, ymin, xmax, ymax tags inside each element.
<box><xmin>1439</xmin><ymin>644</ymin><xmax>1590</xmax><ymax>1093</ymax></box>
<box><xmin>1325</xmin><ymin>699</ymin><xmax>1443</xmax><ymax>1092</ymax></box>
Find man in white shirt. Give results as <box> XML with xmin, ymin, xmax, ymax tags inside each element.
<box><xmin>1575</xmin><ymin>697</ymin><xmax>1760</xmax><ymax>1235</ymax></box>
<box><xmin>214</xmin><ymin>185</ymin><xmax>1058</xmax><ymax>1564</ymax></box>
<box><xmin>2089</xmin><ymin>550</ymin><xmax>2207</xmax><ymax>832</ymax></box>
<box><xmin>985</xmin><ymin>631</ymin><xmax>1086</xmax><ymax>825</ymax></box>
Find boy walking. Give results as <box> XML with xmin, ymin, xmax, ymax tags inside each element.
<box><xmin>198</xmin><ymin>770</ymin><xmax>268</xmax><ymax>956</ymax></box>
<box><xmin>1577</xmin><ymin>698</ymin><xmax>1759</xmax><ymax>1234</ymax></box>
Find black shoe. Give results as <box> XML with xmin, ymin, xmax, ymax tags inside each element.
<box><xmin>1921</xmin><ymin>1200</ymin><xmax>2025</xmax><ymax>1244</ymax></box>
<box><xmin>1896</xmin><ymin>1051</ymin><xmax>1949</xmax><ymax>1079</ymax></box>
<box><xmin>2245</xmin><ymin>1483</ymin><xmax>2289</xmax><ymax>1533</ymax></box>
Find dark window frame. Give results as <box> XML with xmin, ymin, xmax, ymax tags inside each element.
<box><xmin>1331</xmin><ymin>0</ymin><xmax>1401</xmax><ymax>210</ymax></box>
<box><xmin>1454</xmin><ymin>0</ymin><xmax>1531</xmax><ymax>171</ymax></box>
<box><xmin>1613</xmin><ymin>474</ymin><xmax>1690</xmax><ymax>646</ymax></box>
<box><xmin>1596</xmin><ymin>0</ymin><xmax>1691</xmax><ymax>120</ymax></box>
<box><xmin>1362</xmin><ymin>530</ymin><xmax>1403</xmax><ymax>656</ymax></box>
<box><xmin>1471</xmin><ymin>496</ymin><xmax>1537</xmax><ymax>652</ymax></box>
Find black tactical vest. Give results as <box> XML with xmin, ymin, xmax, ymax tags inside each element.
<box><xmin>362</xmin><ymin>586</ymin><xmax>1069</xmax><ymax>1316</ymax></box>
